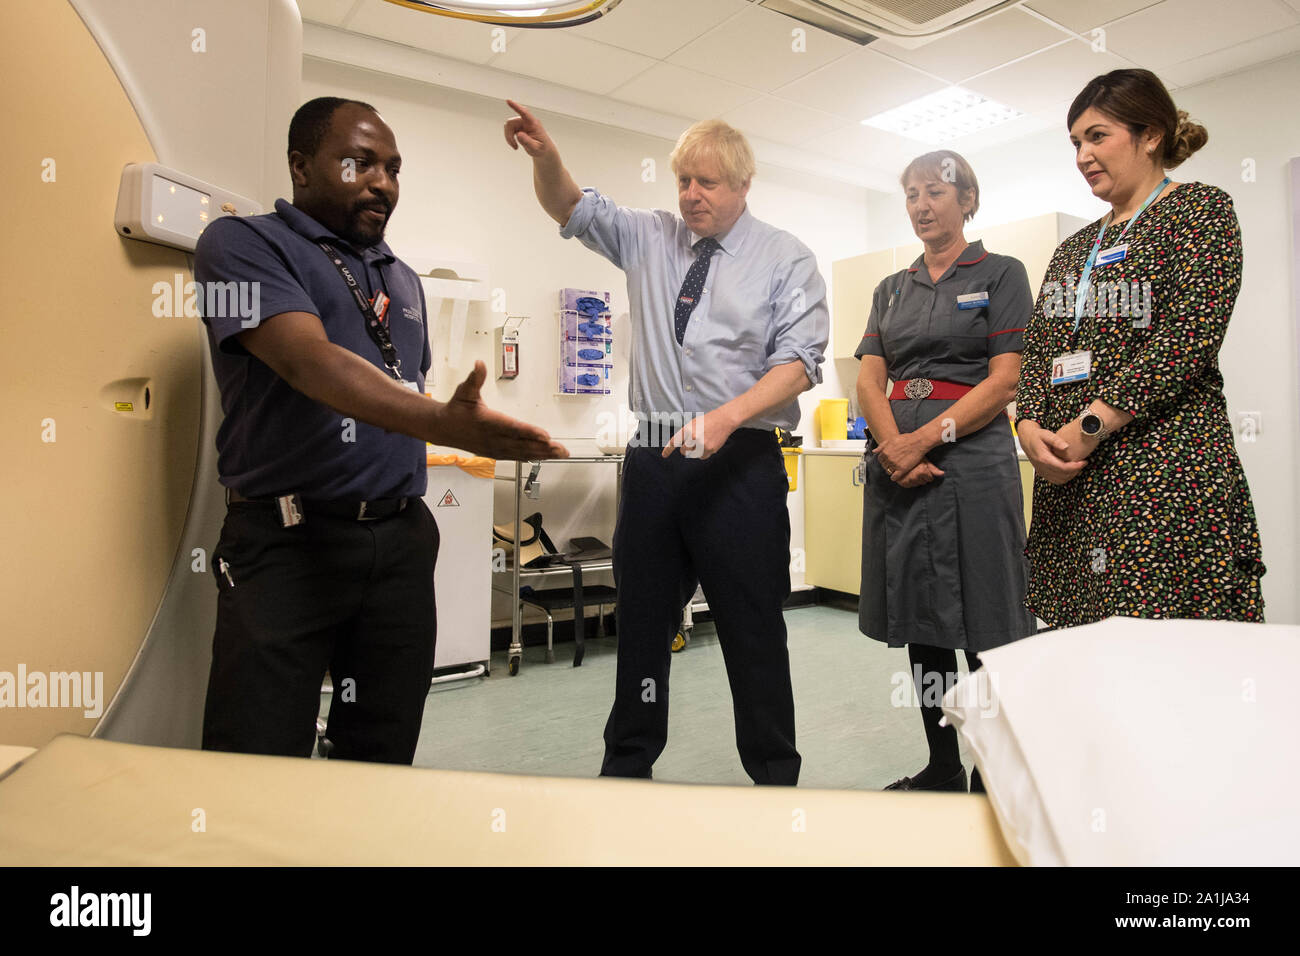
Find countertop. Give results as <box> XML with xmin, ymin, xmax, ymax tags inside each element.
<box><xmin>798</xmin><ymin>444</ymin><xmax>1029</xmax><ymax>462</ymax></box>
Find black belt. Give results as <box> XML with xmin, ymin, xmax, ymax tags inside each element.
<box><xmin>226</xmin><ymin>488</ymin><xmax>410</xmax><ymax>522</ymax></box>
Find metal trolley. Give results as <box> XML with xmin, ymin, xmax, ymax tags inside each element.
<box><xmin>493</xmin><ymin>454</ymin><xmax>623</xmax><ymax>675</ymax></box>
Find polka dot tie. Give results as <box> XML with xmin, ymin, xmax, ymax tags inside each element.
<box><xmin>674</xmin><ymin>237</ymin><xmax>719</xmax><ymax>345</ymax></box>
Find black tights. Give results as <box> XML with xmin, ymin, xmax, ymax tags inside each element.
<box><xmin>905</xmin><ymin>643</ymin><xmax>982</xmax><ymax>789</ymax></box>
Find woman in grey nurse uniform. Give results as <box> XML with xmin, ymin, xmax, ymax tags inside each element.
<box><xmin>854</xmin><ymin>150</ymin><xmax>1036</xmax><ymax>792</ymax></box>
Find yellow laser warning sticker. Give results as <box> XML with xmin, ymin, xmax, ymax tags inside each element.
<box><xmin>114</xmin><ymin>402</ymin><xmax>134</xmax><ymax>412</ymax></box>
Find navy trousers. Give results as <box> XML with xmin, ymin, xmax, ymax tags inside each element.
<box><xmin>201</xmin><ymin>497</ymin><xmax>439</xmax><ymax>764</ymax></box>
<box><xmin>602</xmin><ymin>428</ymin><xmax>801</xmax><ymax>785</ymax></box>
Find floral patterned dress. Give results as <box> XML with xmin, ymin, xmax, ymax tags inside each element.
<box><xmin>1014</xmin><ymin>182</ymin><xmax>1265</xmax><ymax>626</ymax></box>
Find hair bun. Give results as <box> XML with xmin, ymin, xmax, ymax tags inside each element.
<box><xmin>1168</xmin><ymin>109</ymin><xmax>1208</xmax><ymax>168</ymax></box>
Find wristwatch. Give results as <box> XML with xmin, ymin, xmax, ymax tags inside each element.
<box><xmin>1079</xmin><ymin>411</ymin><xmax>1109</xmax><ymax>441</ymax></box>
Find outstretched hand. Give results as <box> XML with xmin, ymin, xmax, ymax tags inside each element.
<box><xmin>438</xmin><ymin>361</ymin><xmax>567</xmax><ymax>461</ymax></box>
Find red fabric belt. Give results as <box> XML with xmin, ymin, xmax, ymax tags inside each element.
<box><xmin>888</xmin><ymin>378</ymin><xmax>974</xmax><ymax>400</ymax></box>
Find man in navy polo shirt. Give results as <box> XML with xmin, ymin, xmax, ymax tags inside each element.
<box><xmin>195</xmin><ymin>97</ymin><xmax>564</xmax><ymax>763</ymax></box>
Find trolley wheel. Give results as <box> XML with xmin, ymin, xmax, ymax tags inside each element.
<box><xmin>671</xmin><ymin>631</ymin><xmax>687</xmax><ymax>653</ymax></box>
<box><xmin>508</xmin><ymin>655</ymin><xmax>520</xmax><ymax>676</ymax></box>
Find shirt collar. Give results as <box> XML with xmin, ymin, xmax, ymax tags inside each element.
<box><xmin>688</xmin><ymin>205</ymin><xmax>752</xmax><ymax>257</ymax></box>
<box><xmin>906</xmin><ymin>239</ymin><xmax>986</xmax><ymax>285</ymax></box>
<box><xmin>274</xmin><ymin>198</ymin><xmax>396</xmax><ymax>264</ymax></box>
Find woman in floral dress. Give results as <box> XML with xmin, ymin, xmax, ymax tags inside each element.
<box><xmin>1015</xmin><ymin>69</ymin><xmax>1265</xmax><ymax>625</ymax></box>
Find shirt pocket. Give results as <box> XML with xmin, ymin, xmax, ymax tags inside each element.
<box><xmin>928</xmin><ymin>288</ymin><xmax>990</xmax><ymax>367</ymax></box>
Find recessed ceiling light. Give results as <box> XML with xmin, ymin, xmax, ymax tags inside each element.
<box><xmin>862</xmin><ymin>87</ymin><xmax>1023</xmax><ymax>144</ymax></box>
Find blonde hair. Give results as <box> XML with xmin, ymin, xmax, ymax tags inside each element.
<box><xmin>669</xmin><ymin>120</ymin><xmax>755</xmax><ymax>190</ymax></box>
<box><xmin>899</xmin><ymin>150</ymin><xmax>980</xmax><ymax>222</ymax></box>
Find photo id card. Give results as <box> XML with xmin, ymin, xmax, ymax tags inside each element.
<box><xmin>1050</xmin><ymin>350</ymin><xmax>1092</xmax><ymax>386</ymax></box>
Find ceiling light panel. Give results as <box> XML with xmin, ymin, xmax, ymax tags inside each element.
<box><xmin>863</xmin><ymin>85</ymin><xmax>1022</xmax><ymax>143</ymax></box>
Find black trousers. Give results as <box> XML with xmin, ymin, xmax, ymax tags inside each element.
<box><xmin>201</xmin><ymin>496</ymin><xmax>439</xmax><ymax>764</ymax></box>
<box><xmin>602</xmin><ymin>429</ymin><xmax>800</xmax><ymax>785</ymax></box>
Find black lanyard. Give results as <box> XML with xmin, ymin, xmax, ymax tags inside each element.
<box><xmin>316</xmin><ymin>241</ymin><xmax>402</xmax><ymax>380</ymax></box>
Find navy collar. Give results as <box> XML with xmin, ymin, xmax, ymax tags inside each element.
<box><xmin>275</xmin><ymin>198</ymin><xmax>396</xmax><ymax>263</ymax></box>
<box><xmin>906</xmin><ymin>239</ymin><xmax>987</xmax><ymax>286</ymax></box>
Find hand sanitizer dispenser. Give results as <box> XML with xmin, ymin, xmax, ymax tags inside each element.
<box><xmin>496</xmin><ymin>315</ymin><xmax>524</xmax><ymax>380</ymax></box>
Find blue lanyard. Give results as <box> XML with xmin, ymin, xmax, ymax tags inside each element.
<box><xmin>1073</xmin><ymin>177</ymin><xmax>1169</xmax><ymax>333</ymax></box>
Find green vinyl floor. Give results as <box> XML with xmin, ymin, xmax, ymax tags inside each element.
<box><xmin>320</xmin><ymin>605</ymin><xmax>980</xmax><ymax>790</ymax></box>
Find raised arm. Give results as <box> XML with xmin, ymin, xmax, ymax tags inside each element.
<box><xmin>504</xmin><ymin>99</ymin><xmax>582</xmax><ymax>226</ymax></box>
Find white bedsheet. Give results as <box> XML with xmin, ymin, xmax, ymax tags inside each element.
<box><xmin>943</xmin><ymin>617</ymin><xmax>1298</xmax><ymax>866</ymax></box>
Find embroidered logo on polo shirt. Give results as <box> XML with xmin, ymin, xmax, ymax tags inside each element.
<box><xmin>402</xmin><ymin>305</ymin><xmax>422</xmax><ymax>324</ymax></box>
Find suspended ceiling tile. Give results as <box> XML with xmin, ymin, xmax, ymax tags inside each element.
<box><xmin>776</xmin><ymin>48</ymin><xmax>945</xmax><ymax>123</ymax></box>
<box><xmin>722</xmin><ymin>95</ymin><xmax>845</xmax><ymax>148</ymax></box>
<box><xmin>1160</xmin><ymin>23</ymin><xmax>1300</xmax><ymax>86</ymax></box>
<box><xmin>489</xmin><ymin>30</ymin><xmax>659</xmax><ymax>96</ymax></box>
<box><xmin>1102</xmin><ymin>0</ymin><xmax>1299</xmax><ymax>70</ymax></box>
<box><xmin>1024</xmin><ymin>0</ymin><xmax>1165</xmax><ymax>34</ymax></box>
<box><xmin>869</xmin><ymin>8</ymin><xmax>1073</xmax><ymax>84</ymax></box>
<box><xmin>610</xmin><ymin>62</ymin><xmax>761</xmax><ymax>121</ymax></box>
<box><xmin>965</xmin><ymin>38</ymin><xmax>1133</xmax><ymax>116</ymax></box>
<box><xmin>569</xmin><ymin>0</ymin><xmax>752</xmax><ymax>60</ymax></box>
<box><xmin>341</xmin><ymin>0</ymin><xmax>513</xmax><ymax>64</ymax></box>
<box><xmin>667</xmin><ymin>4</ymin><xmax>859</xmax><ymax>93</ymax></box>
<box><xmin>802</xmin><ymin>122</ymin><xmax>922</xmax><ymax>178</ymax></box>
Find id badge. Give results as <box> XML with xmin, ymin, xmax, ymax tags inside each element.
<box><xmin>401</xmin><ymin>379</ymin><xmax>421</xmax><ymax>393</ymax></box>
<box><xmin>1095</xmin><ymin>243</ymin><xmax>1128</xmax><ymax>266</ymax></box>
<box><xmin>1050</xmin><ymin>350</ymin><xmax>1092</xmax><ymax>385</ymax></box>
<box><xmin>957</xmin><ymin>291</ymin><xmax>990</xmax><ymax>310</ymax></box>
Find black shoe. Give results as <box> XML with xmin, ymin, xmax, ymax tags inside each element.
<box><xmin>882</xmin><ymin>767</ymin><xmax>967</xmax><ymax>792</ymax></box>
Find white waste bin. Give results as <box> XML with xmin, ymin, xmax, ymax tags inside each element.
<box><xmin>423</xmin><ymin>455</ymin><xmax>493</xmax><ymax>671</ymax></box>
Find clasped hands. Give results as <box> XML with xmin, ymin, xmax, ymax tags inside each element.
<box><xmin>872</xmin><ymin>430</ymin><xmax>945</xmax><ymax>488</ymax></box>
<box><xmin>1017</xmin><ymin>418</ymin><xmax>1094</xmax><ymax>485</ymax></box>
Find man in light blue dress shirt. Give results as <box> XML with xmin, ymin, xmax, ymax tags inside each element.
<box><xmin>505</xmin><ymin>100</ymin><xmax>829</xmax><ymax>785</ymax></box>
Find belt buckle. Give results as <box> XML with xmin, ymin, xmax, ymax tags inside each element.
<box><xmin>904</xmin><ymin>378</ymin><xmax>934</xmax><ymax>400</ymax></box>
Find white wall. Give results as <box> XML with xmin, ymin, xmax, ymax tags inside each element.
<box><xmin>867</xmin><ymin>54</ymin><xmax>1300</xmax><ymax>624</ymax></box>
<box><xmin>301</xmin><ymin>58</ymin><xmax>870</xmax><ymax>624</ymax></box>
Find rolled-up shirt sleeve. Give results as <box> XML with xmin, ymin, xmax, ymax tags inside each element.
<box><xmin>559</xmin><ymin>187</ymin><xmax>655</xmax><ymax>270</ymax></box>
<box><xmin>766</xmin><ymin>245</ymin><xmax>829</xmax><ymax>385</ymax></box>
<box><xmin>987</xmin><ymin>257</ymin><xmax>1032</xmax><ymax>356</ymax></box>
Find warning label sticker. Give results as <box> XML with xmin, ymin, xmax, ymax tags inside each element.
<box><xmin>438</xmin><ymin>490</ymin><xmax>460</xmax><ymax>507</ymax></box>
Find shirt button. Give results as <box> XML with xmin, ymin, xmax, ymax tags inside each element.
<box><xmin>685</xmin><ymin>384</ymin><xmax>693</xmax><ymax>392</ymax></box>
<box><xmin>685</xmin><ymin>348</ymin><xmax>693</xmax><ymax>356</ymax></box>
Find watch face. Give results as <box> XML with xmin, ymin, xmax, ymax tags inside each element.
<box><xmin>1081</xmin><ymin>414</ymin><xmax>1102</xmax><ymax>436</ymax></box>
